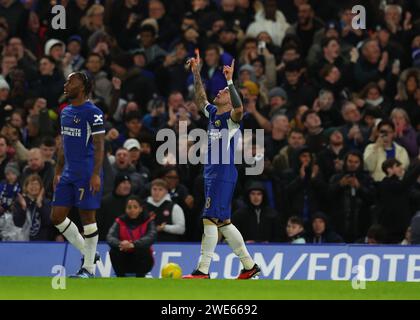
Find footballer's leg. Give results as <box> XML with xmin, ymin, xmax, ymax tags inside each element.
<box><xmin>183</xmin><ymin>218</ymin><xmax>217</xmax><ymax>279</ymax></box>
<box><xmin>79</xmin><ymin>209</ymin><xmax>99</xmax><ymax>275</ymax></box>
<box><xmin>217</xmin><ymin>181</ymin><xmax>260</xmax><ymax>279</ymax></box>
<box><xmin>218</xmin><ymin>220</ymin><xmax>260</xmax><ymax>279</ymax></box>
<box><xmin>72</xmin><ymin>178</ymin><xmax>101</xmax><ymax>277</ymax></box>
<box><xmin>183</xmin><ymin>179</ymin><xmax>219</xmax><ymax>279</ymax></box>
<box><xmin>51</xmin><ymin>206</ymin><xmax>86</xmax><ymax>254</ymax></box>
<box><xmin>51</xmin><ymin>177</ymin><xmax>86</xmax><ymax>256</ymax></box>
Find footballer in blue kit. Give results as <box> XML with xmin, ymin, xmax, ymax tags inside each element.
<box><xmin>183</xmin><ymin>50</ymin><xmax>260</xmax><ymax>279</ymax></box>
<box><xmin>50</xmin><ymin>72</ymin><xmax>105</xmax><ymax>278</ymax></box>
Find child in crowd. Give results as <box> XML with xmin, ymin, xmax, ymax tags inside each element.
<box><xmin>286</xmin><ymin>216</ymin><xmax>306</xmax><ymax>244</ymax></box>
<box><xmin>0</xmin><ymin>162</ymin><xmax>21</xmax><ymax>214</ymax></box>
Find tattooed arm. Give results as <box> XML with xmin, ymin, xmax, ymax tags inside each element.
<box><xmin>188</xmin><ymin>49</ymin><xmax>209</xmax><ymax>113</ymax></box>
<box><xmin>223</xmin><ymin>59</ymin><xmax>243</xmax><ymax>123</ymax></box>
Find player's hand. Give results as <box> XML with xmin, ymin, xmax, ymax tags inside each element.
<box><xmin>186</xmin><ymin>49</ymin><xmax>201</xmax><ymax>73</ymax></box>
<box><xmin>53</xmin><ymin>175</ymin><xmax>61</xmax><ymax>191</ymax></box>
<box><xmin>223</xmin><ymin>59</ymin><xmax>235</xmax><ymax>81</ymax></box>
<box><xmin>90</xmin><ymin>173</ymin><xmax>101</xmax><ymax>196</ymax></box>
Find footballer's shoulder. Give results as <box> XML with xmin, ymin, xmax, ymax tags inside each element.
<box><xmin>88</xmin><ymin>102</ymin><xmax>104</xmax><ymax>114</ymax></box>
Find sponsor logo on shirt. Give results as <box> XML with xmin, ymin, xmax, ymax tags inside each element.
<box><xmin>93</xmin><ymin>114</ymin><xmax>103</xmax><ymax>126</ymax></box>
<box><xmin>208</xmin><ymin>130</ymin><xmax>223</xmax><ymax>141</ymax></box>
<box><xmin>61</xmin><ymin>126</ymin><xmax>81</xmax><ymax>137</ymax></box>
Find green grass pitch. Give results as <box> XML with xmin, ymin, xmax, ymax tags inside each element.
<box><xmin>1</xmin><ymin>277</ymin><xmax>420</xmax><ymax>300</ymax></box>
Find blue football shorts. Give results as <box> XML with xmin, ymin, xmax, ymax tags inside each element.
<box><xmin>52</xmin><ymin>174</ymin><xmax>103</xmax><ymax>210</ymax></box>
<box><xmin>202</xmin><ymin>178</ymin><xmax>236</xmax><ymax>222</ymax></box>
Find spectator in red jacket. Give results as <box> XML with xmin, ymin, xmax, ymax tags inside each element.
<box><xmin>107</xmin><ymin>195</ymin><xmax>157</xmax><ymax>277</ymax></box>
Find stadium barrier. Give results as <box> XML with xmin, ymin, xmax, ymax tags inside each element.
<box><xmin>0</xmin><ymin>242</ymin><xmax>419</xmax><ymax>281</ymax></box>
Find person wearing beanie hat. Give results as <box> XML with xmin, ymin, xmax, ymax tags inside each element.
<box><xmin>268</xmin><ymin>86</ymin><xmax>288</xmax><ymax>101</ymax></box>
<box><xmin>238</xmin><ymin>64</ymin><xmax>256</xmax><ymax>83</ymax></box>
<box><xmin>66</xmin><ymin>35</ymin><xmax>85</xmax><ymax>72</ymax></box>
<box><xmin>96</xmin><ymin>173</ymin><xmax>132</xmax><ymax>241</ymax></box>
<box><xmin>265</xmin><ymin>86</ymin><xmax>289</xmax><ymax>118</ymax></box>
<box><xmin>5</xmin><ymin>161</ymin><xmax>20</xmax><ymax>178</ymax></box>
<box><xmin>241</xmin><ymin>80</ymin><xmax>259</xmax><ymax>96</ymax></box>
<box><xmin>44</xmin><ymin>38</ymin><xmax>65</xmax><ymax>61</ymax></box>
<box><xmin>0</xmin><ymin>162</ymin><xmax>21</xmax><ymax>213</ymax></box>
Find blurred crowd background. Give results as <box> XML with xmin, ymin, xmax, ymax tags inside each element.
<box><xmin>1</xmin><ymin>0</ymin><xmax>420</xmax><ymax>245</ymax></box>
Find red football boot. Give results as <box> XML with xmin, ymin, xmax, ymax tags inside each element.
<box><xmin>182</xmin><ymin>269</ymin><xmax>210</xmax><ymax>279</ymax></box>
<box><xmin>237</xmin><ymin>264</ymin><xmax>261</xmax><ymax>279</ymax></box>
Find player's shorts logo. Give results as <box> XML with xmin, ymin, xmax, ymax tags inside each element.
<box><xmin>73</xmin><ymin>116</ymin><xmax>80</xmax><ymax>124</ymax></box>
<box><xmin>214</xmin><ymin>120</ymin><xmax>221</xmax><ymax>127</ymax></box>
<box><xmin>205</xmin><ymin>197</ymin><xmax>211</xmax><ymax>209</ymax></box>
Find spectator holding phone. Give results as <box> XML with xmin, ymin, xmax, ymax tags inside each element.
<box><xmin>364</xmin><ymin>119</ymin><xmax>409</xmax><ymax>182</ymax></box>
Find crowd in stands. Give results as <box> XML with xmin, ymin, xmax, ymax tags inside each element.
<box><xmin>1</xmin><ymin>0</ymin><xmax>420</xmax><ymax>245</ymax></box>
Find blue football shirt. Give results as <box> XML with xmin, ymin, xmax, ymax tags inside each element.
<box><xmin>60</xmin><ymin>101</ymin><xmax>105</xmax><ymax>178</ymax></box>
<box><xmin>203</xmin><ymin>103</ymin><xmax>241</xmax><ymax>183</ymax></box>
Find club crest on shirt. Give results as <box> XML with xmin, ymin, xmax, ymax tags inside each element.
<box><xmin>163</xmin><ymin>210</ymin><xmax>170</xmax><ymax>217</ymax></box>
<box><xmin>73</xmin><ymin>116</ymin><xmax>81</xmax><ymax>124</ymax></box>
<box><xmin>214</xmin><ymin>120</ymin><xmax>221</xmax><ymax>127</ymax></box>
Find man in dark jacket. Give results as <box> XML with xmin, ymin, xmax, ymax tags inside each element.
<box><xmin>232</xmin><ymin>181</ymin><xmax>280</xmax><ymax>243</ymax></box>
<box><xmin>97</xmin><ymin>173</ymin><xmax>132</xmax><ymax>241</ymax></box>
<box><xmin>107</xmin><ymin>195</ymin><xmax>157</xmax><ymax>277</ymax></box>
<box><xmin>305</xmin><ymin>212</ymin><xmax>344</xmax><ymax>243</ymax></box>
<box><xmin>376</xmin><ymin>158</ymin><xmax>420</xmax><ymax>243</ymax></box>
<box><xmin>317</xmin><ymin>128</ymin><xmax>349</xmax><ymax>182</ymax></box>
<box><xmin>283</xmin><ymin>145</ymin><xmax>328</xmax><ymax>225</ymax></box>
<box><xmin>328</xmin><ymin>150</ymin><xmax>376</xmax><ymax>242</ymax></box>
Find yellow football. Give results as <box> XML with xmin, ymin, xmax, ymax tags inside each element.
<box><xmin>161</xmin><ymin>262</ymin><xmax>183</xmax><ymax>279</ymax></box>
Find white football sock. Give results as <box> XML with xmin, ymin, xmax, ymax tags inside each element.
<box><xmin>219</xmin><ymin>223</ymin><xmax>255</xmax><ymax>270</ymax></box>
<box><xmin>55</xmin><ymin>218</ymin><xmax>85</xmax><ymax>254</ymax></box>
<box><xmin>197</xmin><ymin>224</ymin><xmax>218</xmax><ymax>274</ymax></box>
<box><xmin>82</xmin><ymin>223</ymin><xmax>98</xmax><ymax>274</ymax></box>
